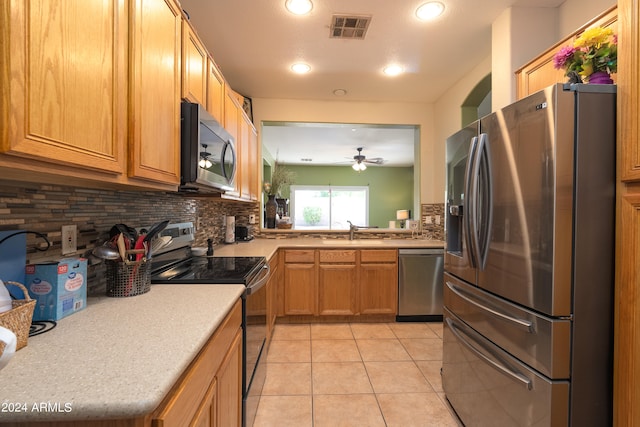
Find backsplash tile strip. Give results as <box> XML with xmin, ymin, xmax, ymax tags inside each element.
<box><xmin>0</xmin><ymin>180</ymin><xmax>258</xmax><ymax>295</ymax></box>
<box><xmin>0</xmin><ymin>179</ymin><xmax>443</xmax><ymax>296</ymax></box>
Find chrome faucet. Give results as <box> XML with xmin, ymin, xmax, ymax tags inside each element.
<box><xmin>347</xmin><ymin>220</ymin><xmax>358</xmax><ymax>240</ymax></box>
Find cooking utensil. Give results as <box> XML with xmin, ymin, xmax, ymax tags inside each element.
<box><xmin>116</xmin><ymin>234</ymin><xmax>127</xmax><ymax>262</ymax></box>
<box><xmin>92</xmin><ymin>245</ymin><xmax>120</xmax><ymax>260</ymax></box>
<box><xmin>143</xmin><ymin>220</ymin><xmax>170</xmax><ymax>244</ymax></box>
<box><xmin>110</xmin><ymin>224</ymin><xmax>137</xmax><ymax>249</ymax></box>
<box><xmin>149</xmin><ymin>236</ymin><xmax>172</xmax><ymax>258</ymax></box>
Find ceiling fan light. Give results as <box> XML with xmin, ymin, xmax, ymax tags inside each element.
<box><xmin>416</xmin><ymin>2</ymin><xmax>445</xmax><ymax>21</ymax></box>
<box><xmin>352</xmin><ymin>162</ymin><xmax>366</xmax><ymax>171</ymax></box>
<box><xmin>285</xmin><ymin>0</ymin><xmax>313</xmax><ymax>15</ymax></box>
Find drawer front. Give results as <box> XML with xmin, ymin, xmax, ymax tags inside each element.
<box><xmin>444</xmin><ymin>273</ymin><xmax>571</xmax><ymax>379</ymax></box>
<box><xmin>319</xmin><ymin>249</ymin><xmax>357</xmax><ymax>263</ymax></box>
<box><xmin>360</xmin><ymin>249</ymin><xmax>397</xmax><ymax>263</ymax></box>
<box><xmin>284</xmin><ymin>249</ymin><xmax>315</xmax><ymax>263</ymax></box>
<box><xmin>443</xmin><ymin>308</ymin><xmax>569</xmax><ymax>427</ymax></box>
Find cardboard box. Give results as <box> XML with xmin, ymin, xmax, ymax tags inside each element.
<box><xmin>25</xmin><ymin>258</ymin><xmax>87</xmax><ymax>321</ymax></box>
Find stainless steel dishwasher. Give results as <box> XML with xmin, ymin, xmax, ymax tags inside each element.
<box><xmin>397</xmin><ymin>248</ymin><xmax>444</xmax><ymax>321</ymax></box>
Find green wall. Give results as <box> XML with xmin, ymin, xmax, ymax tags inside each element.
<box><xmin>282</xmin><ymin>165</ymin><xmax>414</xmax><ymax>228</ymax></box>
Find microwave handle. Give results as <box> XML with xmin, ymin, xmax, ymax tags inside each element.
<box><xmin>222</xmin><ymin>141</ymin><xmax>237</xmax><ymax>183</ymax></box>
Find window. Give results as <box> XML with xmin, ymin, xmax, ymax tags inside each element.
<box><xmin>290</xmin><ymin>185</ymin><xmax>369</xmax><ymax>230</ymax></box>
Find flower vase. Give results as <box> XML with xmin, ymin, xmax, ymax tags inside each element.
<box><xmin>588</xmin><ymin>71</ymin><xmax>614</xmax><ymax>84</ymax></box>
<box><xmin>265</xmin><ymin>194</ymin><xmax>277</xmax><ymax>229</ymax></box>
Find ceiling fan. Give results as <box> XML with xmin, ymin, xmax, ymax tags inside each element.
<box><xmin>350</xmin><ymin>147</ymin><xmax>384</xmax><ymax>171</ymax></box>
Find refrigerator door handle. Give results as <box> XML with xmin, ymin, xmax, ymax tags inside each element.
<box><xmin>445</xmin><ymin>280</ymin><xmax>535</xmax><ymax>333</ymax></box>
<box><xmin>465</xmin><ymin>136</ymin><xmax>479</xmax><ymax>268</ymax></box>
<box><xmin>477</xmin><ymin>133</ymin><xmax>493</xmax><ymax>270</ymax></box>
<box><xmin>469</xmin><ymin>135</ymin><xmax>484</xmax><ymax>269</ymax></box>
<box><xmin>446</xmin><ymin>316</ymin><xmax>533</xmax><ymax>390</ymax></box>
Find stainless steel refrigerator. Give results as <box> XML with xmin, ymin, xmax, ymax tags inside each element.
<box><xmin>442</xmin><ymin>83</ymin><xmax>616</xmax><ymax>426</ymax></box>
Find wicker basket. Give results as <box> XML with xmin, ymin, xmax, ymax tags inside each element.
<box><xmin>0</xmin><ymin>281</ymin><xmax>36</xmax><ymax>350</ymax></box>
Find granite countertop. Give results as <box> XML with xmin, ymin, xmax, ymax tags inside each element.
<box><xmin>213</xmin><ymin>236</ymin><xmax>445</xmax><ymax>259</ymax></box>
<box><xmin>0</xmin><ymin>285</ymin><xmax>245</xmax><ymax>422</ymax></box>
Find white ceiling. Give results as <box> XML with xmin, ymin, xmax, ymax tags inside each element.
<box><xmin>179</xmin><ymin>0</ymin><xmax>565</xmax><ymax>166</ymax></box>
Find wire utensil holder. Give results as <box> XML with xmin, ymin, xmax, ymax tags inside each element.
<box><xmin>105</xmin><ymin>249</ymin><xmax>150</xmax><ymax>297</ymax></box>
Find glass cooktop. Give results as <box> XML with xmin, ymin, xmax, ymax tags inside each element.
<box><xmin>150</xmin><ymin>247</ymin><xmax>266</xmax><ymax>284</ymax></box>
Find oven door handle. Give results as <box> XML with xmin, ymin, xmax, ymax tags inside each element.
<box><xmin>245</xmin><ymin>264</ymin><xmax>270</xmax><ymax>295</ymax></box>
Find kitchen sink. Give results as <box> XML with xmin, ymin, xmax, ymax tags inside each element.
<box><xmin>321</xmin><ymin>240</ymin><xmax>384</xmax><ymax>245</ymax></box>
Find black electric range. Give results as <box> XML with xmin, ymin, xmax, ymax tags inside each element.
<box><xmin>149</xmin><ymin>239</ymin><xmax>269</xmax><ymax>427</ymax></box>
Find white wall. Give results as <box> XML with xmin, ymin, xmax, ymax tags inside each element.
<box><xmin>431</xmin><ymin>56</ymin><xmax>492</xmax><ymax>203</ymax></box>
<box><xmin>558</xmin><ymin>0</ymin><xmax>616</xmax><ymax>36</ymax></box>
<box><xmin>492</xmin><ymin>7</ymin><xmax>559</xmax><ymax>110</ymax></box>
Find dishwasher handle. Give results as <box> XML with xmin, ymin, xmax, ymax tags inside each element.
<box><xmin>399</xmin><ymin>248</ymin><xmax>444</xmax><ymax>256</ymax></box>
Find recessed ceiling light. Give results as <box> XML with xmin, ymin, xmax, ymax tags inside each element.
<box><xmin>416</xmin><ymin>2</ymin><xmax>445</xmax><ymax>20</ymax></box>
<box><xmin>285</xmin><ymin>0</ymin><xmax>313</xmax><ymax>15</ymax></box>
<box><xmin>333</xmin><ymin>89</ymin><xmax>347</xmax><ymax>96</ymax></box>
<box><xmin>383</xmin><ymin>64</ymin><xmax>404</xmax><ymax>76</ymax></box>
<box><xmin>291</xmin><ymin>62</ymin><xmax>311</xmax><ymax>74</ymax></box>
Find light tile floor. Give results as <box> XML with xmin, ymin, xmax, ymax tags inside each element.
<box><xmin>253</xmin><ymin>322</ymin><xmax>463</xmax><ymax>427</ymax></box>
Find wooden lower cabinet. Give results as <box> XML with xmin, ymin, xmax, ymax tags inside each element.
<box><xmin>281</xmin><ymin>248</ymin><xmax>398</xmax><ymax>318</ymax></box>
<box><xmin>318</xmin><ymin>250</ymin><xmax>358</xmax><ymax>315</ymax></box>
<box><xmin>283</xmin><ymin>263</ymin><xmax>316</xmax><ymax>315</ymax></box>
<box><xmin>215</xmin><ymin>332</ymin><xmax>242</xmax><ymax>427</ymax></box>
<box><xmin>360</xmin><ymin>249</ymin><xmax>398</xmax><ymax>315</ymax></box>
<box><xmin>282</xmin><ymin>250</ymin><xmax>316</xmax><ymax>315</ymax></box>
<box><xmin>190</xmin><ymin>378</ymin><xmax>217</xmax><ymax>427</ymax></box>
<box><xmin>154</xmin><ymin>300</ymin><xmax>242</xmax><ymax>427</ymax></box>
<box><xmin>266</xmin><ymin>253</ymin><xmax>280</xmax><ymax>341</ymax></box>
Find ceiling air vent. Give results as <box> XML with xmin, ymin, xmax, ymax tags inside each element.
<box><xmin>330</xmin><ymin>14</ymin><xmax>372</xmax><ymax>39</ymax></box>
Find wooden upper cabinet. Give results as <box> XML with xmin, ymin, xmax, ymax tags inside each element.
<box><xmin>239</xmin><ymin>113</ymin><xmax>251</xmax><ymax>199</ymax></box>
<box><xmin>248</xmin><ymin>124</ymin><xmax>259</xmax><ymax>201</ymax></box>
<box><xmin>2</xmin><ymin>0</ymin><xmax>127</xmax><ymax>174</ymax></box>
<box><xmin>223</xmin><ymin>88</ymin><xmax>241</xmax><ymax>197</ymax></box>
<box><xmin>129</xmin><ymin>0</ymin><xmax>181</xmax><ymax>185</ymax></box>
<box><xmin>516</xmin><ymin>6</ymin><xmax>618</xmax><ymax>100</ymax></box>
<box><xmin>207</xmin><ymin>60</ymin><xmax>225</xmax><ymax>124</ymax></box>
<box><xmin>182</xmin><ymin>21</ymin><xmax>208</xmax><ymax>106</ymax></box>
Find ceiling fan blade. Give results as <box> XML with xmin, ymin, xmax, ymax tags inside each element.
<box><xmin>364</xmin><ymin>157</ymin><xmax>385</xmax><ymax>164</ymax></box>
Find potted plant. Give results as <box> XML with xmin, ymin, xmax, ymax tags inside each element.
<box><xmin>263</xmin><ymin>162</ymin><xmax>296</xmax><ymax>228</ymax></box>
<box><xmin>553</xmin><ymin>26</ymin><xmax>617</xmax><ymax>84</ymax></box>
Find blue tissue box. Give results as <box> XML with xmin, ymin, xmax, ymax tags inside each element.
<box><xmin>25</xmin><ymin>258</ymin><xmax>87</xmax><ymax>321</ymax></box>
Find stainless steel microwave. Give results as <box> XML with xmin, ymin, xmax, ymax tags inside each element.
<box><xmin>180</xmin><ymin>102</ymin><xmax>236</xmax><ymax>193</ymax></box>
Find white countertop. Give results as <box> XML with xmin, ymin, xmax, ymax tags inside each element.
<box><xmin>0</xmin><ymin>285</ymin><xmax>245</xmax><ymax>422</ymax></box>
<box><xmin>213</xmin><ymin>236</ymin><xmax>445</xmax><ymax>259</ymax></box>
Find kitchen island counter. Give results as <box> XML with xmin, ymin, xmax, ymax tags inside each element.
<box><xmin>214</xmin><ymin>236</ymin><xmax>445</xmax><ymax>259</ymax></box>
<box><xmin>0</xmin><ymin>284</ymin><xmax>245</xmax><ymax>423</ymax></box>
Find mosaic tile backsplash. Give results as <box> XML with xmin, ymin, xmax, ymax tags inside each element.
<box><xmin>0</xmin><ymin>179</ymin><xmax>444</xmax><ymax>295</ymax></box>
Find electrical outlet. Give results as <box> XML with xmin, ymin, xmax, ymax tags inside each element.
<box><xmin>61</xmin><ymin>225</ymin><xmax>77</xmax><ymax>255</ymax></box>
<box><xmin>249</xmin><ymin>214</ymin><xmax>256</xmax><ymax>224</ymax></box>
<box><xmin>435</xmin><ymin>215</ymin><xmax>441</xmax><ymax>225</ymax></box>
<box><xmin>425</xmin><ymin>215</ymin><xmax>432</xmax><ymax>224</ymax></box>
